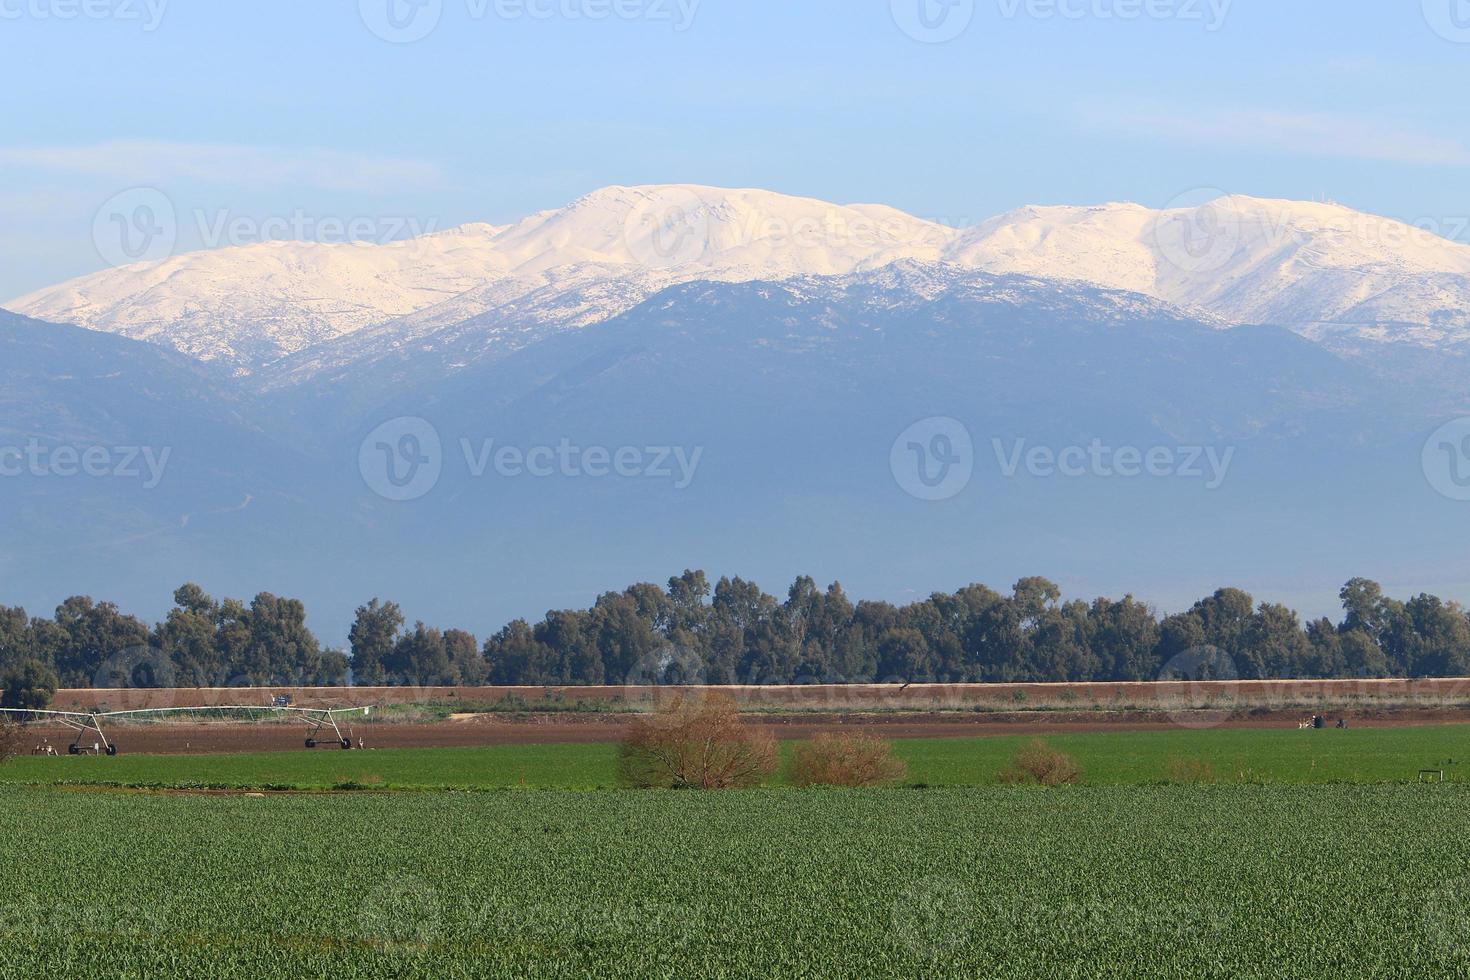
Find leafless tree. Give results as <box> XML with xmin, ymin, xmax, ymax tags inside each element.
<box><xmin>789</xmin><ymin>732</ymin><xmax>907</xmax><ymax>787</ymax></box>
<box><xmin>620</xmin><ymin>693</ymin><xmax>777</xmax><ymax>789</ymax></box>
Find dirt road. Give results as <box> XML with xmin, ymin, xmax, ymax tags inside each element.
<box><xmin>22</xmin><ymin>703</ymin><xmax>1470</xmax><ymax>756</ymax></box>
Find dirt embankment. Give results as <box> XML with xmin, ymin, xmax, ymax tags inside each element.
<box><xmin>21</xmin><ymin>702</ymin><xmax>1470</xmax><ymax>757</ymax></box>
<box><xmin>51</xmin><ymin>677</ymin><xmax>1470</xmax><ymax>714</ymax></box>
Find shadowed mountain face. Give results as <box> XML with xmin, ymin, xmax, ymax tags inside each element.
<box><xmin>0</xmin><ymin>309</ymin><xmax>326</xmax><ymax>613</ymax></box>
<box><xmin>3</xmin><ymin>268</ymin><xmax>1468</xmax><ymax>642</ymax></box>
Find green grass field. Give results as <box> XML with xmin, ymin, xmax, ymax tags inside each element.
<box><xmin>4</xmin><ymin>724</ymin><xmax>1469</xmax><ymax>790</ymax></box>
<box><xmin>7</xmin><ymin>726</ymin><xmax>1470</xmax><ymax>977</ymax></box>
<box><xmin>4</xmin><ymin>784</ymin><xmax>1470</xmax><ymax>978</ymax></box>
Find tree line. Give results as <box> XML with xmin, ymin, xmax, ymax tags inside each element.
<box><xmin>0</xmin><ymin>574</ymin><xmax>1466</xmax><ymax>695</ymax></box>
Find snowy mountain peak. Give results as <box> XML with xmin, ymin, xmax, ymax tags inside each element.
<box><xmin>7</xmin><ymin>223</ymin><xmax>513</xmax><ymax>370</ymax></box>
<box><xmin>488</xmin><ymin>183</ymin><xmax>950</xmax><ymax>277</ymax></box>
<box><xmin>10</xmin><ymin>184</ymin><xmax>1470</xmax><ymax>374</ymax></box>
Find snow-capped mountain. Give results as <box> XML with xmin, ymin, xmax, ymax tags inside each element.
<box><xmin>7</xmin><ymin>222</ymin><xmax>512</xmax><ymax>371</ymax></box>
<box><xmin>944</xmin><ymin>196</ymin><xmax>1470</xmax><ymax>351</ymax></box>
<box><xmin>6</xmin><ymin>263</ymin><xmax>1444</xmax><ymax>640</ymax></box>
<box><xmin>10</xmin><ymin>185</ymin><xmax>1470</xmax><ymax>380</ymax></box>
<box><xmin>9</xmin><ymin>186</ymin><xmax>950</xmax><ymax>375</ymax></box>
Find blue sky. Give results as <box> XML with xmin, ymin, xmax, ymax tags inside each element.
<box><xmin>2</xmin><ymin>0</ymin><xmax>1468</xmax><ymax>299</ymax></box>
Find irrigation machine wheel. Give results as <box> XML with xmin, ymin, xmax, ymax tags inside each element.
<box><xmin>105</xmin><ymin>744</ymin><xmax>118</xmax><ymax>756</ymax></box>
<box><xmin>305</xmin><ymin>738</ymin><xmax>317</xmax><ymax>749</ymax></box>
<box><xmin>340</xmin><ymin>738</ymin><xmax>353</xmax><ymax>750</ymax></box>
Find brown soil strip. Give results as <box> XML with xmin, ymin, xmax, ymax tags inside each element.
<box><xmin>17</xmin><ymin>704</ymin><xmax>1470</xmax><ymax>755</ymax></box>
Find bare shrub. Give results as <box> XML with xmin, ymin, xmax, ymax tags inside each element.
<box><xmin>997</xmin><ymin>739</ymin><xmax>1081</xmax><ymax>786</ymax></box>
<box><xmin>619</xmin><ymin>693</ymin><xmax>778</xmax><ymax>789</ymax></box>
<box><xmin>789</xmin><ymin>732</ymin><xmax>908</xmax><ymax>788</ymax></box>
<box><xmin>1166</xmin><ymin>757</ymin><xmax>1217</xmax><ymax>784</ymax></box>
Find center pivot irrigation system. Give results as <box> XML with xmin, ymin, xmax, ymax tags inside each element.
<box><xmin>0</xmin><ymin>703</ymin><xmax>373</xmax><ymax>756</ymax></box>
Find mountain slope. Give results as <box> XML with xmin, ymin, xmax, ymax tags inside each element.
<box><xmin>9</xmin><ymin>186</ymin><xmax>950</xmax><ymax>376</ymax></box>
<box><xmin>0</xmin><ymin>308</ymin><xmax>331</xmax><ymax>614</ymax></box>
<box><xmin>0</xmin><ymin>308</ymin><xmax>272</xmax><ymax>449</ymax></box>
<box><xmin>6</xmin><ymin>223</ymin><xmax>510</xmax><ymax>372</ymax></box>
<box><xmin>944</xmin><ymin>196</ymin><xmax>1470</xmax><ymax>350</ymax></box>
<box><xmin>1</xmin><ymin>265</ymin><xmax>1464</xmax><ymax>641</ymax></box>
<box><xmin>10</xmin><ymin>186</ymin><xmax>1470</xmax><ymax>384</ymax></box>
<box><xmin>313</xmin><ymin>270</ymin><xmax>1443</xmax><ymax>641</ymax></box>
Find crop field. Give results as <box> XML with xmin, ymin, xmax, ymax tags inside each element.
<box><xmin>2</xmin><ymin>784</ymin><xmax>1469</xmax><ymax>978</ymax></box>
<box><xmin>4</xmin><ymin>724</ymin><xmax>1469</xmax><ymax>791</ymax></box>
<box><xmin>7</xmin><ymin>724</ymin><xmax>1470</xmax><ymax>977</ymax></box>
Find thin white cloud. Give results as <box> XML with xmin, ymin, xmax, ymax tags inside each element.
<box><xmin>1084</xmin><ymin>105</ymin><xmax>1470</xmax><ymax>167</ymax></box>
<box><xmin>0</xmin><ymin>141</ymin><xmax>443</xmax><ymax>193</ymax></box>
